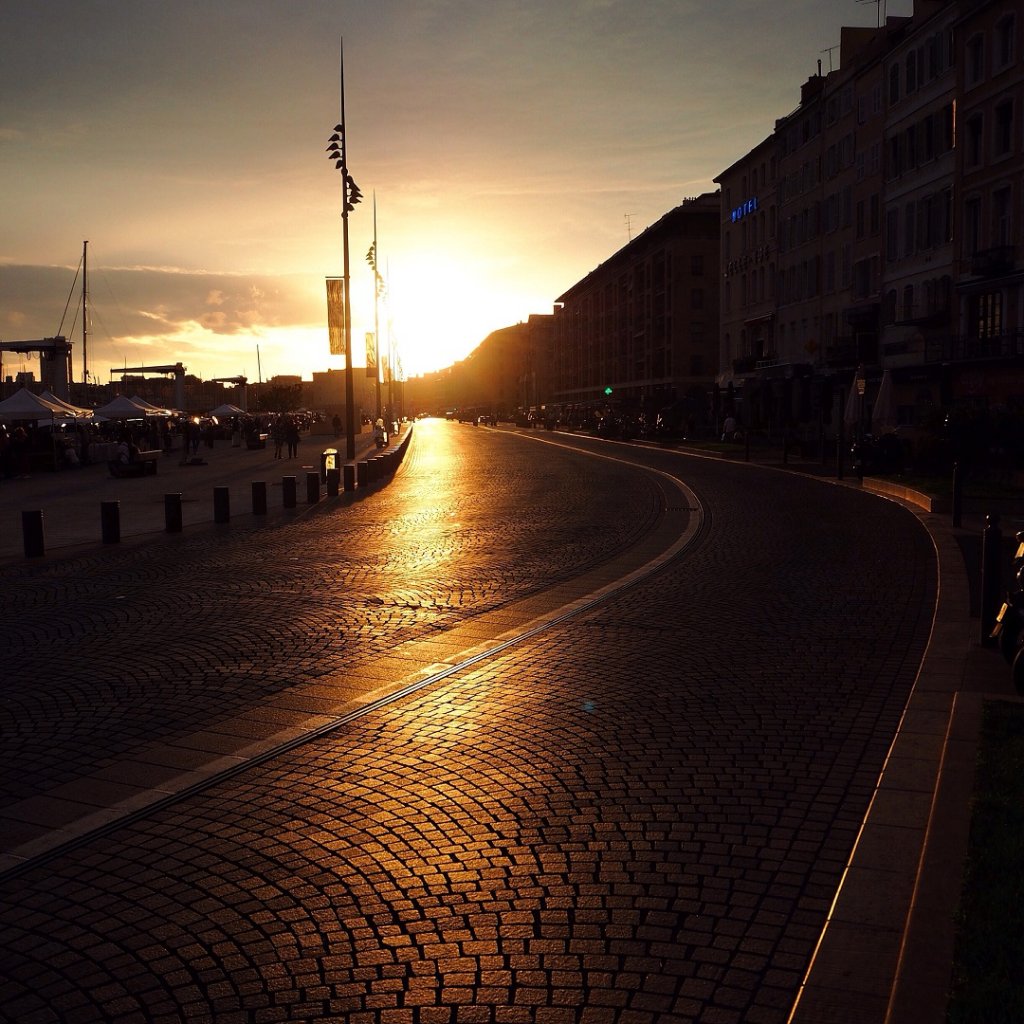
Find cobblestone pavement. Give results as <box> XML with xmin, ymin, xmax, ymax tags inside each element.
<box><xmin>0</xmin><ymin>420</ymin><xmax>936</xmax><ymax>1023</ymax></box>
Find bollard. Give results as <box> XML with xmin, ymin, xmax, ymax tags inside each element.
<box><xmin>100</xmin><ymin>500</ymin><xmax>121</xmax><ymax>544</ymax></box>
<box><xmin>306</xmin><ymin>472</ymin><xmax>320</xmax><ymax>504</ymax></box>
<box><xmin>357</xmin><ymin>461</ymin><xmax>368</xmax><ymax>488</ymax></box>
<box><xmin>282</xmin><ymin>475</ymin><xmax>297</xmax><ymax>508</ymax></box>
<box><xmin>165</xmin><ymin>493</ymin><xmax>183</xmax><ymax>533</ymax></box>
<box><xmin>343</xmin><ymin>464</ymin><xmax>356</xmax><ymax>492</ymax></box>
<box><xmin>213</xmin><ymin>486</ymin><xmax>230</xmax><ymax>524</ymax></box>
<box><xmin>252</xmin><ymin>481</ymin><xmax>267</xmax><ymax>516</ymax></box>
<box><xmin>22</xmin><ymin>510</ymin><xmax>44</xmax><ymax>558</ymax></box>
<box><xmin>951</xmin><ymin>462</ymin><xmax>963</xmax><ymax>529</ymax></box>
<box><xmin>981</xmin><ymin>513</ymin><xmax>1002</xmax><ymax>647</ymax></box>
<box><xmin>326</xmin><ymin>467</ymin><xmax>340</xmax><ymax>497</ymax></box>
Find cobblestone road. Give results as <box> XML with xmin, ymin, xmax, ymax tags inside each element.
<box><xmin>0</xmin><ymin>421</ymin><xmax>936</xmax><ymax>1023</ymax></box>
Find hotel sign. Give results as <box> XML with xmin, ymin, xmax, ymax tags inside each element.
<box><xmin>731</xmin><ymin>197</ymin><xmax>758</xmax><ymax>222</ymax></box>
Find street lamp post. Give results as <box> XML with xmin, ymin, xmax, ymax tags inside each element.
<box><xmin>325</xmin><ymin>39</ymin><xmax>362</xmax><ymax>461</ymax></box>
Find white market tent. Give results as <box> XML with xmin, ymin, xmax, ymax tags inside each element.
<box><xmin>209</xmin><ymin>403</ymin><xmax>246</xmax><ymax>418</ymax></box>
<box><xmin>40</xmin><ymin>391</ymin><xmax>92</xmax><ymax>418</ymax></box>
<box><xmin>130</xmin><ymin>395</ymin><xmax>173</xmax><ymax>415</ymax></box>
<box><xmin>93</xmin><ymin>395</ymin><xmax>152</xmax><ymax>419</ymax></box>
<box><xmin>0</xmin><ymin>387</ymin><xmax>69</xmax><ymax>422</ymax></box>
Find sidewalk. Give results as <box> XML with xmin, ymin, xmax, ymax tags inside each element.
<box><xmin>0</xmin><ymin>430</ymin><xmax>380</xmax><ymax>561</ymax></box>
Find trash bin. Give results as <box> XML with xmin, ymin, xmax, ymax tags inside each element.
<box><xmin>320</xmin><ymin>447</ymin><xmax>338</xmax><ymax>482</ymax></box>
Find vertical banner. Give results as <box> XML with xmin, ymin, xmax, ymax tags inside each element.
<box><xmin>325</xmin><ymin>277</ymin><xmax>345</xmax><ymax>355</ymax></box>
<box><xmin>382</xmin><ymin>355</ymin><xmax>391</xmax><ymax>384</ymax></box>
<box><xmin>365</xmin><ymin>331</ymin><xmax>377</xmax><ymax>377</ymax></box>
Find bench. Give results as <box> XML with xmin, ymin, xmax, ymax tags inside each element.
<box><xmin>108</xmin><ymin>450</ymin><xmax>160</xmax><ymax>478</ymax></box>
<box><xmin>246</xmin><ymin>433</ymin><xmax>269</xmax><ymax>450</ymax></box>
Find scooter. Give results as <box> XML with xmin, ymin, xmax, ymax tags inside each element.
<box><xmin>990</xmin><ymin>531</ymin><xmax>1024</xmax><ymax>693</ymax></box>
<box><xmin>373</xmin><ymin>423</ymin><xmax>388</xmax><ymax>449</ymax></box>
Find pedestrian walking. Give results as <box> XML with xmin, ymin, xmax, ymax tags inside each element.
<box><xmin>285</xmin><ymin>416</ymin><xmax>300</xmax><ymax>459</ymax></box>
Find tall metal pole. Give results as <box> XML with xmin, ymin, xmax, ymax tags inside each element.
<box><xmin>340</xmin><ymin>41</ymin><xmax>356</xmax><ymax>460</ymax></box>
<box><xmin>373</xmin><ymin>194</ymin><xmax>382</xmax><ymax>421</ymax></box>
<box><xmin>82</xmin><ymin>240</ymin><xmax>89</xmax><ymax>385</ymax></box>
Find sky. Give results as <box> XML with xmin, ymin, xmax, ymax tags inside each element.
<box><xmin>0</xmin><ymin>0</ymin><xmax>913</xmax><ymax>385</ymax></box>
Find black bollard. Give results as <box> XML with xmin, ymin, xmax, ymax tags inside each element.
<box><xmin>326</xmin><ymin>467</ymin><xmax>340</xmax><ymax>497</ymax></box>
<box><xmin>213</xmin><ymin>486</ymin><xmax>230</xmax><ymax>523</ymax></box>
<box><xmin>980</xmin><ymin>513</ymin><xmax>1002</xmax><ymax>647</ymax></box>
<box><xmin>22</xmin><ymin>510</ymin><xmax>44</xmax><ymax>558</ymax></box>
<box><xmin>343</xmin><ymin>464</ymin><xmax>356</xmax><ymax>492</ymax></box>
<box><xmin>252</xmin><ymin>481</ymin><xmax>267</xmax><ymax>516</ymax></box>
<box><xmin>165</xmin><ymin>493</ymin><xmax>183</xmax><ymax>533</ymax></box>
<box><xmin>951</xmin><ymin>462</ymin><xmax>963</xmax><ymax>529</ymax></box>
<box><xmin>282</xmin><ymin>475</ymin><xmax>297</xmax><ymax>508</ymax></box>
<box><xmin>306</xmin><ymin>472</ymin><xmax>320</xmax><ymax>504</ymax></box>
<box><xmin>100</xmin><ymin>500</ymin><xmax>121</xmax><ymax>544</ymax></box>
<box><xmin>357</xmin><ymin>461</ymin><xmax>368</xmax><ymax>488</ymax></box>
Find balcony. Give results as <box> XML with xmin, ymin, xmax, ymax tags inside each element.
<box><xmin>924</xmin><ymin>330</ymin><xmax>1024</xmax><ymax>364</ymax></box>
<box><xmin>969</xmin><ymin>245</ymin><xmax>1016</xmax><ymax>278</ymax></box>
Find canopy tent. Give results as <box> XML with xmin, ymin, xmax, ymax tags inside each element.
<box><xmin>843</xmin><ymin>367</ymin><xmax>865</xmax><ymax>430</ymax></box>
<box><xmin>209</xmin><ymin>403</ymin><xmax>246</xmax><ymax>418</ymax></box>
<box><xmin>130</xmin><ymin>395</ymin><xmax>173</xmax><ymax>415</ymax></box>
<box><xmin>40</xmin><ymin>391</ymin><xmax>92</xmax><ymax>418</ymax></box>
<box><xmin>871</xmin><ymin>370</ymin><xmax>898</xmax><ymax>434</ymax></box>
<box><xmin>0</xmin><ymin>387</ymin><xmax>69</xmax><ymax>422</ymax></box>
<box><xmin>93</xmin><ymin>395</ymin><xmax>152</xmax><ymax>419</ymax></box>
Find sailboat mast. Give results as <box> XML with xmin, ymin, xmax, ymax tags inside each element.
<box><xmin>81</xmin><ymin>240</ymin><xmax>89</xmax><ymax>384</ymax></box>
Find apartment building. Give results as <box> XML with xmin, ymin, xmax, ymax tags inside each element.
<box><xmin>954</xmin><ymin>0</ymin><xmax>1024</xmax><ymax>407</ymax></box>
<box><xmin>880</xmin><ymin>0</ymin><xmax>958</xmax><ymax>425</ymax></box>
<box><xmin>712</xmin><ymin>0</ymin><xmax>1024</xmax><ymax>448</ymax></box>
<box><xmin>551</xmin><ymin>193</ymin><xmax>719</xmax><ymax>417</ymax></box>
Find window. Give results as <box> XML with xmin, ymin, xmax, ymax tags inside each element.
<box><xmin>994</xmin><ymin>101</ymin><xmax>1013</xmax><ymax>157</ymax></box>
<box><xmin>966</xmin><ymin>34</ymin><xmax>984</xmax><ymax>87</ymax></box>
<box><xmin>906</xmin><ymin>51</ymin><xmax>917</xmax><ymax>94</ymax></box>
<box><xmin>993</xmin><ymin>187</ymin><xmax>1012</xmax><ymax>246</ymax></box>
<box><xmin>966</xmin><ymin>115</ymin><xmax>984</xmax><ymax>167</ymax></box>
<box><xmin>883</xmin><ymin>290</ymin><xmax>898</xmax><ymax>325</ymax></box>
<box><xmin>889</xmin><ymin>64</ymin><xmax>900</xmax><ymax>105</ymax></box>
<box><xmin>996</xmin><ymin>15</ymin><xmax>1015</xmax><ymax>70</ymax></box>
<box><xmin>691</xmin><ymin>288</ymin><xmax>704</xmax><ymax>310</ymax></box>
<box><xmin>856</xmin><ymin>199</ymin><xmax>865</xmax><ymax>240</ymax></box>
<box><xmin>903</xmin><ymin>284</ymin><xmax>915</xmax><ymax>321</ymax></box>
<box><xmin>973</xmin><ymin>292</ymin><xmax>1003</xmax><ymax>339</ymax></box>
<box><xmin>904</xmin><ymin>201</ymin><xmax>916</xmax><ymax>256</ymax></box>
<box><xmin>886</xmin><ymin>208</ymin><xmax>899</xmax><ymax>261</ymax></box>
<box><xmin>870</xmin><ymin>194</ymin><xmax>880</xmax><ymax>235</ymax></box>
<box><xmin>691</xmin><ymin>254</ymin><xmax>704</xmax><ymax>275</ymax></box>
<box><xmin>964</xmin><ymin>197</ymin><xmax>982</xmax><ymax>256</ymax></box>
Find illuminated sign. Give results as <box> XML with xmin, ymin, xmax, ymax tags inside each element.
<box><xmin>731</xmin><ymin>196</ymin><xmax>758</xmax><ymax>222</ymax></box>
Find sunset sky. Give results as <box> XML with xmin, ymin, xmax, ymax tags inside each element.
<box><xmin>0</xmin><ymin>0</ymin><xmax>912</xmax><ymax>385</ymax></box>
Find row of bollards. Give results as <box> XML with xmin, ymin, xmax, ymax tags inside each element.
<box><xmin>19</xmin><ymin>427</ymin><xmax>414</xmax><ymax>558</ymax></box>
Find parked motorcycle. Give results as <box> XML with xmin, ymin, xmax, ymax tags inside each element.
<box><xmin>990</xmin><ymin>531</ymin><xmax>1024</xmax><ymax>693</ymax></box>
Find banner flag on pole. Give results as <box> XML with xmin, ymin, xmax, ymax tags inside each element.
<box><xmin>365</xmin><ymin>332</ymin><xmax>377</xmax><ymax>377</ymax></box>
<box><xmin>325</xmin><ymin>277</ymin><xmax>345</xmax><ymax>355</ymax></box>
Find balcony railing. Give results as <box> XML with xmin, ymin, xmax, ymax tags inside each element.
<box><xmin>969</xmin><ymin>244</ymin><xmax>1016</xmax><ymax>278</ymax></box>
<box><xmin>924</xmin><ymin>330</ymin><xmax>1024</xmax><ymax>364</ymax></box>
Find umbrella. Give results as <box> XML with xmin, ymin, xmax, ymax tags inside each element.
<box><xmin>843</xmin><ymin>367</ymin><xmax>864</xmax><ymax>428</ymax></box>
<box><xmin>871</xmin><ymin>369</ymin><xmax>898</xmax><ymax>434</ymax></box>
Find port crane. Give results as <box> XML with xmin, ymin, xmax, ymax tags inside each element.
<box><xmin>208</xmin><ymin>375</ymin><xmax>248</xmax><ymax>412</ymax></box>
<box><xmin>110</xmin><ymin>363</ymin><xmax>187</xmax><ymax>410</ymax></box>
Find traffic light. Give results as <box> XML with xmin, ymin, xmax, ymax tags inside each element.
<box><xmin>604</xmin><ymin>386</ymin><xmax>613</xmax><ymax>396</ymax></box>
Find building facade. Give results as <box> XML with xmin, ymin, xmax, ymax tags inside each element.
<box><xmin>551</xmin><ymin>193</ymin><xmax>720</xmax><ymax>424</ymax></box>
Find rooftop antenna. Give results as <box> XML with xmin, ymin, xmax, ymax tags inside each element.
<box><xmin>856</xmin><ymin>0</ymin><xmax>885</xmax><ymax>29</ymax></box>
<box><xmin>625</xmin><ymin>213</ymin><xmax>636</xmax><ymax>241</ymax></box>
<box><xmin>820</xmin><ymin>45</ymin><xmax>838</xmax><ymax>73</ymax></box>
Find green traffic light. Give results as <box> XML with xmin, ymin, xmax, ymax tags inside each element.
<box><xmin>604</xmin><ymin>386</ymin><xmax>613</xmax><ymax>396</ymax></box>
